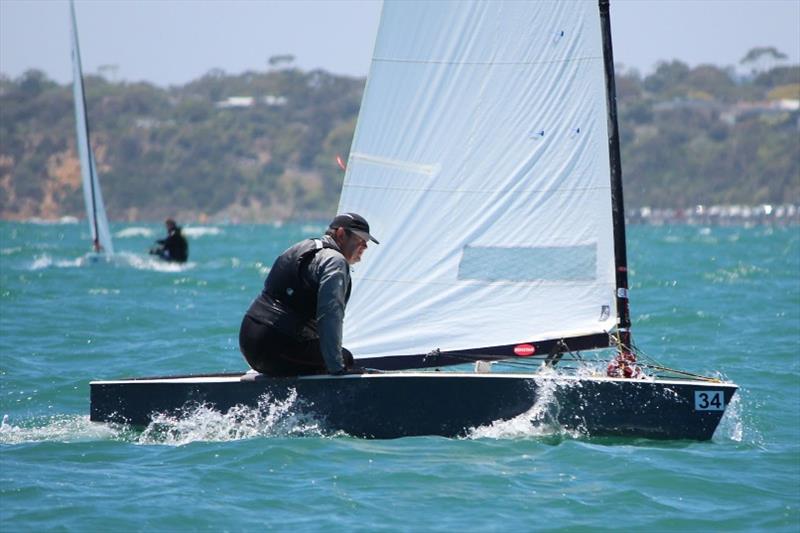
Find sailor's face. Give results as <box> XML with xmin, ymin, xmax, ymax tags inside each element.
<box><xmin>340</xmin><ymin>230</ymin><xmax>368</xmax><ymax>265</ymax></box>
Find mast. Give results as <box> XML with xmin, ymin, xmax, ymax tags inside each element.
<box><xmin>598</xmin><ymin>0</ymin><xmax>632</xmax><ymax>352</ymax></box>
<box><xmin>70</xmin><ymin>0</ymin><xmax>102</xmax><ymax>252</ymax></box>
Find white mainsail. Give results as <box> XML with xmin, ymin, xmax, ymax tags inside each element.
<box><xmin>70</xmin><ymin>0</ymin><xmax>113</xmax><ymax>254</ymax></box>
<box><xmin>340</xmin><ymin>1</ymin><xmax>617</xmax><ymax>359</ymax></box>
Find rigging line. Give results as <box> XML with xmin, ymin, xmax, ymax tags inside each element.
<box><xmin>628</xmin><ymin>339</ymin><xmax>669</xmax><ymax>370</ymax></box>
<box><xmin>593</xmin><ymin>344</ymin><xmax>714</xmax><ymax>381</ymax></box>
<box><xmin>624</xmin><ymin>335</ymin><xmax>709</xmax><ymax>378</ymax></box>
<box><xmin>644</xmin><ymin>365</ymin><xmax>723</xmax><ymax>382</ymax></box>
<box><xmin>371</xmin><ymin>55</ymin><xmax>601</xmax><ymax>67</ymax></box>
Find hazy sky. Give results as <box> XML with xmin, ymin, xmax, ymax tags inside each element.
<box><xmin>1</xmin><ymin>0</ymin><xmax>798</xmax><ymax>87</ymax></box>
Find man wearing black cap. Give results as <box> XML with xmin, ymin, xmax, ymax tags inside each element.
<box><xmin>239</xmin><ymin>212</ymin><xmax>379</xmax><ymax>376</ymax></box>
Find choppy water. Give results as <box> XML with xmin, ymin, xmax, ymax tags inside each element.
<box><xmin>1</xmin><ymin>221</ymin><xmax>798</xmax><ymax>531</ymax></box>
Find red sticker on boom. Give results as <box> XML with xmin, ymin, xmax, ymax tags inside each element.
<box><xmin>513</xmin><ymin>344</ymin><xmax>536</xmax><ymax>357</ymax></box>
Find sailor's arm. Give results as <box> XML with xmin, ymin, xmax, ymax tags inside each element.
<box><xmin>314</xmin><ymin>253</ymin><xmax>349</xmax><ymax>374</ymax></box>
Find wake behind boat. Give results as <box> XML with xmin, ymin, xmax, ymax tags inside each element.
<box><xmin>90</xmin><ymin>0</ymin><xmax>737</xmax><ymax>440</ymax></box>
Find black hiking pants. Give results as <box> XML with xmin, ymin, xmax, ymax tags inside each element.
<box><xmin>239</xmin><ymin>315</ymin><xmax>353</xmax><ymax>377</ymax></box>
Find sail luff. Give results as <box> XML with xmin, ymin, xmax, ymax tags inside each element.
<box><xmin>70</xmin><ymin>0</ymin><xmax>113</xmax><ymax>254</ymax></box>
<box><xmin>598</xmin><ymin>0</ymin><xmax>631</xmax><ymax>346</ymax></box>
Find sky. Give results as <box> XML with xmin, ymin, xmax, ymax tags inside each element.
<box><xmin>1</xmin><ymin>0</ymin><xmax>799</xmax><ymax>87</ymax></box>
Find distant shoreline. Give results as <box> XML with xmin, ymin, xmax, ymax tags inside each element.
<box><xmin>4</xmin><ymin>204</ymin><xmax>798</xmax><ymax>227</ymax></box>
<box><xmin>627</xmin><ymin>204</ymin><xmax>799</xmax><ymax>226</ymax></box>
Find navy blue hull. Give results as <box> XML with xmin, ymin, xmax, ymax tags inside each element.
<box><xmin>90</xmin><ymin>373</ymin><xmax>737</xmax><ymax>440</ymax></box>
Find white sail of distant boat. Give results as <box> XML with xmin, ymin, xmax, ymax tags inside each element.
<box><xmin>340</xmin><ymin>0</ymin><xmax>616</xmax><ymax>360</ymax></box>
<box><xmin>70</xmin><ymin>0</ymin><xmax>113</xmax><ymax>254</ymax></box>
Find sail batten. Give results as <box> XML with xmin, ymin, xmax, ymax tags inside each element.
<box><xmin>340</xmin><ymin>0</ymin><xmax>615</xmax><ymax>360</ymax></box>
<box><xmin>70</xmin><ymin>0</ymin><xmax>113</xmax><ymax>254</ymax></box>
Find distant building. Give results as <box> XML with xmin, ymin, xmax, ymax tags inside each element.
<box><xmin>653</xmin><ymin>98</ymin><xmax>723</xmax><ymax>119</ymax></box>
<box><xmin>720</xmin><ymin>99</ymin><xmax>800</xmax><ymax>125</ymax></box>
<box><xmin>629</xmin><ymin>204</ymin><xmax>800</xmax><ymax>226</ymax></box>
<box><xmin>263</xmin><ymin>95</ymin><xmax>287</xmax><ymax>106</ymax></box>
<box><xmin>216</xmin><ymin>96</ymin><xmax>255</xmax><ymax>109</ymax></box>
<box><xmin>214</xmin><ymin>95</ymin><xmax>287</xmax><ymax>109</ymax></box>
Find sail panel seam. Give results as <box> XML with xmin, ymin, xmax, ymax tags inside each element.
<box><xmin>352</xmin><ymin>277</ymin><xmax>617</xmax><ymax>288</ymax></box>
<box><xmin>371</xmin><ymin>55</ymin><xmax>601</xmax><ymax>67</ymax></box>
<box><xmin>342</xmin><ymin>183</ymin><xmax>610</xmax><ymax>194</ymax></box>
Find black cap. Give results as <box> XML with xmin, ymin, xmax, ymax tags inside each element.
<box><xmin>329</xmin><ymin>212</ymin><xmax>379</xmax><ymax>244</ymax></box>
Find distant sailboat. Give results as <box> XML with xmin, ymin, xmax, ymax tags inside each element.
<box><xmin>70</xmin><ymin>0</ymin><xmax>113</xmax><ymax>255</ymax></box>
<box><xmin>90</xmin><ymin>0</ymin><xmax>737</xmax><ymax>440</ymax></box>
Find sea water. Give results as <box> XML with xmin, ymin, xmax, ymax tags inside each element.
<box><xmin>1</xmin><ymin>221</ymin><xmax>798</xmax><ymax>532</ymax></box>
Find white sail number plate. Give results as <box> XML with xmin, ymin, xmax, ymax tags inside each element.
<box><xmin>694</xmin><ymin>391</ymin><xmax>725</xmax><ymax>411</ymax></box>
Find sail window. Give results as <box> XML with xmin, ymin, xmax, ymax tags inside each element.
<box><xmin>458</xmin><ymin>244</ymin><xmax>597</xmax><ymax>282</ymax></box>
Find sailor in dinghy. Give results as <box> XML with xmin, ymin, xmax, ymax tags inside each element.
<box><xmin>149</xmin><ymin>218</ymin><xmax>189</xmax><ymax>263</ymax></box>
<box><xmin>239</xmin><ymin>213</ymin><xmax>379</xmax><ymax>377</ymax></box>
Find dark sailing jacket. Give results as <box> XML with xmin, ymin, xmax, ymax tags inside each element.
<box><xmin>246</xmin><ymin>235</ymin><xmax>352</xmax><ymax>372</ymax></box>
<box><xmin>154</xmin><ymin>228</ymin><xmax>188</xmax><ymax>262</ymax></box>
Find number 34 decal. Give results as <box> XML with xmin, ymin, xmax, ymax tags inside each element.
<box><xmin>694</xmin><ymin>391</ymin><xmax>725</xmax><ymax>411</ymax></box>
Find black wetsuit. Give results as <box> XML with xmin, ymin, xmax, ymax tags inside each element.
<box><xmin>151</xmin><ymin>228</ymin><xmax>188</xmax><ymax>263</ymax></box>
<box><xmin>239</xmin><ymin>236</ymin><xmax>354</xmax><ymax>376</ymax></box>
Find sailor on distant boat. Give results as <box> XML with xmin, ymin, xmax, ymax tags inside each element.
<box><xmin>149</xmin><ymin>218</ymin><xmax>189</xmax><ymax>263</ymax></box>
<box><xmin>239</xmin><ymin>213</ymin><xmax>379</xmax><ymax>376</ymax></box>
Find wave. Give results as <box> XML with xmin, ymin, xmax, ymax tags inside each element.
<box><xmin>114</xmin><ymin>251</ymin><xmax>195</xmax><ymax>272</ymax></box>
<box><xmin>24</xmin><ymin>216</ymin><xmax>79</xmax><ymax>225</ymax></box>
<box><xmin>29</xmin><ymin>254</ymin><xmax>90</xmax><ymax>270</ymax></box>
<box><xmin>0</xmin><ymin>414</ymin><xmax>119</xmax><ymax>445</ymax></box>
<box><xmin>714</xmin><ymin>391</ymin><xmax>757</xmax><ymax>445</ymax></box>
<box><xmin>115</xmin><ymin>227</ymin><xmax>154</xmax><ymax>238</ymax></box>
<box><xmin>0</xmin><ymin>391</ymin><xmax>326</xmax><ymax>446</ymax></box>
<box><xmin>182</xmin><ymin>226</ymin><xmax>223</xmax><ymax>238</ymax></box>
<box><xmin>134</xmin><ymin>390</ymin><xmax>326</xmax><ymax>446</ymax></box>
<box><xmin>114</xmin><ymin>226</ymin><xmax>222</xmax><ymax>240</ymax></box>
<box><xmin>703</xmin><ymin>263</ymin><xmax>768</xmax><ymax>284</ymax></box>
<box><xmin>26</xmin><ymin>252</ymin><xmax>194</xmax><ymax>272</ymax></box>
<box><xmin>467</xmin><ymin>372</ymin><xmax>585</xmax><ymax>440</ymax></box>
<box><xmin>467</xmin><ymin>368</ymin><xmax>745</xmax><ymax>443</ymax></box>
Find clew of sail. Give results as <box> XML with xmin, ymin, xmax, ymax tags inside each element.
<box><xmin>339</xmin><ymin>1</ymin><xmax>616</xmax><ymax>360</ymax></box>
<box><xmin>70</xmin><ymin>0</ymin><xmax>113</xmax><ymax>254</ymax></box>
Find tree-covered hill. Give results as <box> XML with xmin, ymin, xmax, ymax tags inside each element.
<box><xmin>0</xmin><ymin>56</ymin><xmax>798</xmax><ymax>222</ymax></box>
